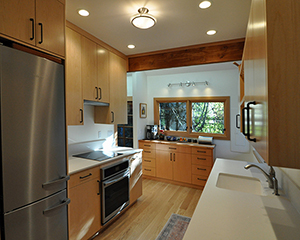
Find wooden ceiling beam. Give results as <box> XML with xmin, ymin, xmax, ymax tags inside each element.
<box><xmin>127</xmin><ymin>38</ymin><xmax>245</xmax><ymax>72</ymax></box>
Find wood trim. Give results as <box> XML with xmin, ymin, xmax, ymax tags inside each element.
<box><xmin>128</xmin><ymin>38</ymin><xmax>245</xmax><ymax>72</ymax></box>
<box><xmin>66</xmin><ymin>21</ymin><xmax>127</xmax><ymax>61</ymax></box>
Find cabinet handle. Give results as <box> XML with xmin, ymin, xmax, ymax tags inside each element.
<box><xmin>95</xmin><ymin>86</ymin><xmax>98</xmax><ymax>99</ymax></box>
<box><xmin>197</xmin><ymin>168</ymin><xmax>206</xmax><ymax>171</ymax></box>
<box><xmin>170</xmin><ymin>153</ymin><xmax>172</xmax><ymax>161</ymax></box>
<box><xmin>236</xmin><ymin>114</ymin><xmax>240</xmax><ymax>129</ymax></box>
<box><xmin>197</xmin><ymin>178</ymin><xmax>206</xmax><ymax>181</ymax></box>
<box><xmin>144</xmin><ymin>151</ymin><xmax>151</xmax><ymax>153</ymax></box>
<box><xmin>173</xmin><ymin>153</ymin><xmax>175</xmax><ymax>162</ymax></box>
<box><xmin>30</xmin><ymin>18</ymin><xmax>34</xmax><ymax>40</ymax></box>
<box><xmin>144</xmin><ymin>160</ymin><xmax>151</xmax><ymax>162</ymax></box>
<box><xmin>38</xmin><ymin>23</ymin><xmax>43</xmax><ymax>44</ymax></box>
<box><xmin>169</xmin><ymin>147</ymin><xmax>177</xmax><ymax>150</ymax></box>
<box><xmin>111</xmin><ymin>111</ymin><xmax>114</xmax><ymax>123</ymax></box>
<box><xmin>144</xmin><ymin>169</ymin><xmax>151</xmax><ymax>171</ymax></box>
<box><xmin>242</xmin><ymin>106</ymin><xmax>247</xmax><ymax>136</ymax></box>
<box><xmin>98</xmin><ymin>87</ymin><xmax>102</xmax><ymax>100</ymax></box>
<box><xmin>80</xmin><ymin>109</ymin><xmax>83</xmax><ymax>123</ymax></box>
<box><xmin>144</xmin><ymin>144</ymin><xmax>151</xmax><ymax>147</ymax></box>
<box><xmin>79</xmin><ymin>173</ymin><xmax>92</xmax><ymax>179</ymax></box>
<box><xmin>97</xmin><ymin>180</ymin><xmax>100</xmax><ymax>195</ymax></box>
<box><xmin>246</xmin><ymin>101</ymin><xmax>257</xmax><ymax>142</ymax></box>
<box><xmin>197</xmin><ymin>150</ymin><xmax>206</xmax><ymax>153</ymax></box>
<box><xmin>197</xmin><ymin>157</ymin><xmax>206</xmax><ymax>160</ymax></box>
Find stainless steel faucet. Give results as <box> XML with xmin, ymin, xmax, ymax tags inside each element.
<box><xmin>244</xmin><ymin>164</ymin><xmax>279</xmax><ymax>196</ymax></box>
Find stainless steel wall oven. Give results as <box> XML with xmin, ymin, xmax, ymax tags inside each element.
<box><xmin>101</xmin><ymin>159</ymin><xmax>130</xmax><ymax>224</ymax></box>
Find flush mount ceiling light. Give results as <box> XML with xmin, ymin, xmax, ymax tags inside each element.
<box><xmin>199</xmin><ymin>1</ymin><xmax>212</xmax><ymax>9</ymax></box>
<box><xmin>131</xmin><ymin>7</ymin><xmax>157</xmax><ymax>29</ymax></box>
<box><xmin>78</xmin><ymin>9</ymin><xmax>89</xmax><ymax>17</ymax></box>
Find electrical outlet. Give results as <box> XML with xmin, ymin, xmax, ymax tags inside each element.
<box><xmin>98</xmin><ymin>131</ymin><xmax>101</xmax><ymax>139</ymax></box>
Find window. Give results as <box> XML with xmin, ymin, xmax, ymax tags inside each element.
<box><xmin>154</xmin><ymin>97</ymin><xmax>230</xmax><ymax>140</ymax></box>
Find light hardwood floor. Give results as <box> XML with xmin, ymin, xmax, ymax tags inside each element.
<box><xmin>94</xmin><ymin>178</ymin><xmax>202</xmax><ymax>240</ymax></box>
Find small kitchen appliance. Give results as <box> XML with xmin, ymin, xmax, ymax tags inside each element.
<box><xmin>145</xmin><ymin>125</ymin><xmax>158</xmax><ymax>140</ymax></box>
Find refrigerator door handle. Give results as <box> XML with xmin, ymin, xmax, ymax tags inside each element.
<box><xmin>43</xmin><ymin>198</ymin><xmax>70</xmax><ymax>215</ymax></box>
<box><xmin>42</xmin><ymin>175</ymin><xmax>70</xmax><ymax>189</ymax></box>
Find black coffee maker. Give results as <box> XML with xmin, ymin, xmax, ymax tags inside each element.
<box><xmin>146</xmin><ymin>125</ymin><xmax>158</xmax><ymax>140</ymax></box>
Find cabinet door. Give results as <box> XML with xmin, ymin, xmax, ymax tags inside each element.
<box><xmin>0</xmin><ymin>0</ymin><xmax>35</xmax><ymax>45</ymax></box>
<box><xmin>109</xmin><ymin>52</ymin><xmax>127</xmax><ymax>124</ymax></box>
<box><xmin>69</xmin><ymin>178</ymin><xmax>101</xmax><ymax>240</ymax></box>
<box><xmin>81</xmin><ymin>36</ymin><xmax>98</xmax><ymax>101</ymax></box>
<box><xmin>36</xmin><ymin>0</ymin><xmax>65</xmax><ymax>56</ymax></box>
<box><xmin>97</xmin><ymin>45</ymin><xmax>110</xmax><ymax>103</ymax></box>
<box><xmin>173</xmin><ymin>153</ymin><xmax>191</xmax><ymax>184</ymax></box>
<box><xmin>156</xmin><ymin>150</ymin><xmax>173</xmax><ymax>180</ymax></box>
<box><xmin>66</xmin><ymin>27</ymin><xmax>83</xmax><ymax>125</ymax></box>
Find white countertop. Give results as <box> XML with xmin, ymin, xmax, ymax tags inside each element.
<box><xmin>183</xmin><ymin>158</ymin><xmax>300</xmax><ymax>240</ymax></box>
<box><xmin>68</xmin><ymin>147</ymin><xmax>142</xmax><ymax>174</ymax></box>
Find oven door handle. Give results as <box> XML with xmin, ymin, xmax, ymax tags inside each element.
<box><xmin>103</xmin><ymin>169</ymin><xmax>130</xmax><ymax>187</ymax></box>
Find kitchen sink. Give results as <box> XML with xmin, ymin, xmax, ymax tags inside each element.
<box><xmin>216</xmin><ymin>173</ymin><xmax>263</xmax><ymax>195</ymax></box>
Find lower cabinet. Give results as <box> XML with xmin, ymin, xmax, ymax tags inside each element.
<box><xmin>68</xmin><ymin>167</ymin><xmax>101</xmax><ymax>240</ymax></box>
<box><xmin>139</xmin><ymin>140</ymin><xmax>215</xmax><ymax>188</ymax></box>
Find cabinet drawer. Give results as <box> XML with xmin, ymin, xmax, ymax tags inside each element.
<box><xmin>139</xmin><ymin>142</ymin><xmax>156</xmax><ymax>150</ymax></box>
<box><xmin>156</xmin><ymin>144</ymin><xmax>179</xmax><ymax>152</ymax></box>
<box><xmin>143</xmin><ymin>158</ymin><xmax>156</xmax><ymax>168</ymax></box>
<box><xmin>191</xmin><ymin>165</ymin><xmax>211</xmax><ymax>177</ymax></box>
<box><xmin>192</xmin><ymin>175</ymin><xmax>207</xmax><ymax>187</ymax></box>
<box><xmin>192</xmin><ymin>148</ymin><xmax>212</xmax><ymax>156</ymax></box>
<box><xmin>143</xmin><ymin>149</ymin><xmax>156</xmax><ymax>159</ymax></box>
<box><xmin>69</xmin><ymin>167</ymin><xmax>100</xmax><ymax>189</ymax></box>
<box><xmin>178</xmin><ymin>146</ymin><xmax>192</xmax><ymax>154</ymax></box>
<box><xmin>143</xmin><ymin>167</ymin><xmax>156</xmax><ymax>177</ymax></box>
<box><xmin>191</xmin><ymin>155</ymin><xmax>213</xmax><ymax>167</ymax></box>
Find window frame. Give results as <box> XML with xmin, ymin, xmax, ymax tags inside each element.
<box><xmin>154</xmin><ymin>96</ymin><xmax>230</xmax><ymax>140</ymax></box>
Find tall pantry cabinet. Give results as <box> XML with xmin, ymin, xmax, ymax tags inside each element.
<box><xmin>242</xmin><ymin>0</ymin><xmax>300</xmax><ymax>169</ymax></box>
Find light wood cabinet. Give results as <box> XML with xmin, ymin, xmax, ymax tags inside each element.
<box><xmin>66</xmin><ymin>27</ymin><xmax>83</xmax><ymax>125</ymax></box>
<box><xmin>156</xmin><ymin>144</ymin><xmax>192</xmax><ymax>184</ymax></box>
<box><xmin>97</xmin><ymin>46</ymin><xmax>110</xmax><ymax>103</ymax></box>
<box><xmin>69</xmin><ymin>167</ymin><xmax>101</xmax><ymax>240</ymax></box>
<box><xmin>242</xmin><ymin>0</ymin><xmax>300</xmax><ymax>169</ymax></box>
<box><xmin>139</xmin><ymin>140</ymin><xmax>214</xmax><ymax>188</ymax></box>
<box><xmin>0</xmin><ymin>0</ymin><xmax>65</xmax><ymax>57</ymax></box>
<box><xmin>140</xmin><ymin>142</ymin><xmax>156</xmax><ymax>177</ymax></box>
<box><xmin>94</xmin><ymin>52</ymin><xmax>127</xmax><ymax>124</ymax></box>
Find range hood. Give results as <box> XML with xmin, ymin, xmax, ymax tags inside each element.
<box><xmin>84</xmin><ymin>100</ymin><xmax>109</xmax><ymax>107</ymax></box>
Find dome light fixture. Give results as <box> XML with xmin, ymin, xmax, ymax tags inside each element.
<box><xmin>131</xmin><ymin>7</ymin><xmax>157</xmax><ymax>29</ymax></box>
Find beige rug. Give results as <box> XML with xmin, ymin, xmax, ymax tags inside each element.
<box><xmin>155</xmin><ymin>213</ymin><xmax>191</xmax><ymax>240</ymax></box>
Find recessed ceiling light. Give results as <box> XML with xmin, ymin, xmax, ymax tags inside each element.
<box><xmin>78</xmin><ymin>9</ymin><xmax>89</xmax><ymax>17</ymax></box>
<box><xmin>199</xmin><ymin>1</ymin><xmax>212</xmax><ymax>9</ymax></box>
<box><xmin>207</xmin><ymin>30</ymin><xmax>217</xmax><ymax>35</ymax></box>
<box><xmin>128</xmin><ymin>44</ymin><xmax>135</xmax><ymax>49</ymax></box>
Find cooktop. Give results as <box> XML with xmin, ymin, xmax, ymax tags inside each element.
<box><xmin>73</xmin><ymin>151</ymin><xmax>122</xmax><ymax>161</ymax></box>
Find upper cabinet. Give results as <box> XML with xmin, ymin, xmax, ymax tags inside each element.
<box><xmin>242</xmin><ymin>0</ymin><xmax>300</xmax><ymax>169</ymax></box>
<box><xmin>81</xmin><ymin>37</ymin><xmax>110</xmax><ymax>103</ymax></box>
<box><xmin>0</xmin><ymin>0</ymin><xmax>65</xmax><ymax>57</ymax></box>
<box><xmin>94</xmin><ymin>52</ymin><xmax>127</xmax><ymax>124</ymax></box>
<box><xmin>66</xmin><ymin>27</ymin><xmax>83</xmax><ymax>125</ymax></box>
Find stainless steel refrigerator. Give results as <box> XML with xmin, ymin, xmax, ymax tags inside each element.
<box><xmin>0</xmin><ymin>44</ymin><xmax>69</xmax><ymax>240</ymax></box>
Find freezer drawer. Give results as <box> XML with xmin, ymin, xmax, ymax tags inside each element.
<box><xmin>4</xmin><ymin>190</ymin><xmax>69</xmax><ymax>240</ymax></box>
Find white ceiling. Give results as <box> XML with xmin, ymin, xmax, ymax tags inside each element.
<box><xmin>66</xmin><ymin>0</ymin><xmax>251</xmax><ymax>56</ymax></box>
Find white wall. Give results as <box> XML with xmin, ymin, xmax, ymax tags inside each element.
<box><xmin>130</xmin><ymin>62</ymin><xmax>255</xmax><ymax>161</ymax></box>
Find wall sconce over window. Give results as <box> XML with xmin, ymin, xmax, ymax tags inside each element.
<box><xmin>168</xmin><ymin>81</ymin><xmax>208</xmax><ymax>88</ymax></box>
